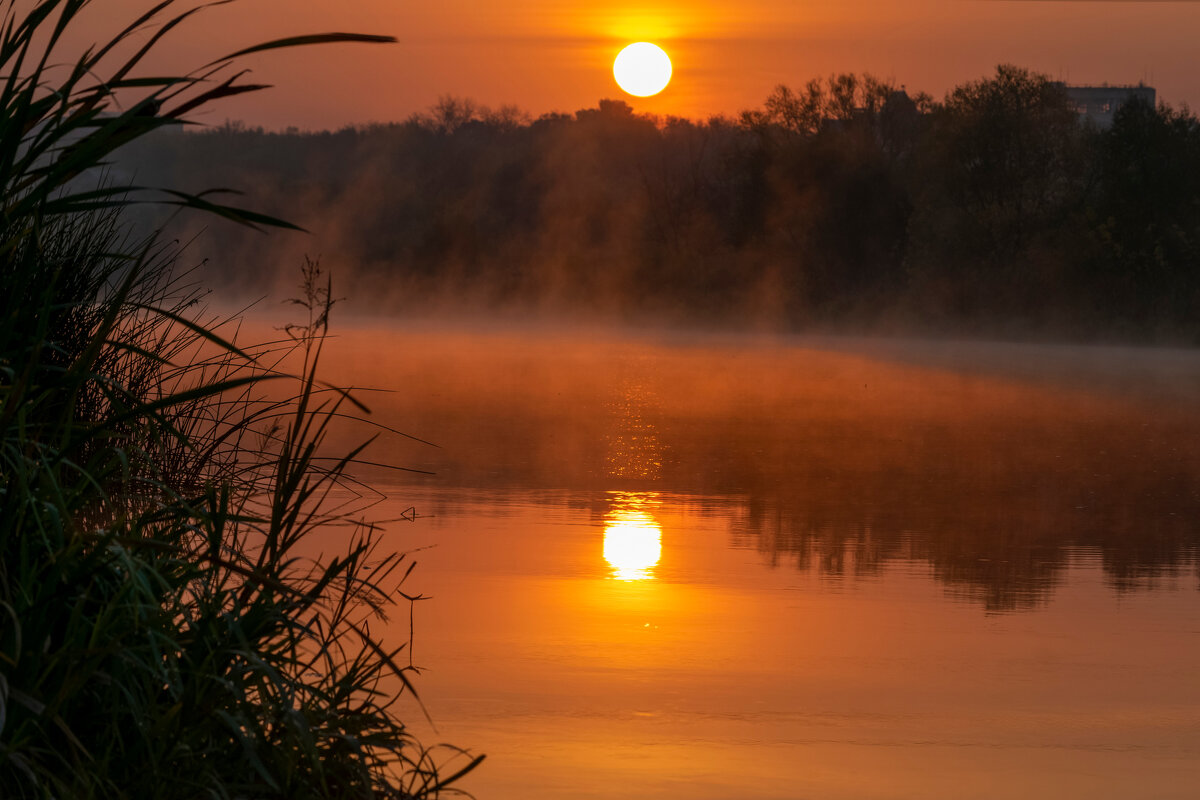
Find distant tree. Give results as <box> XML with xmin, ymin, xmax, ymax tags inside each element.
<box><xmin>741</xmin><ymin>73</ymin><xmax>895</xmax><ymax>139</ymax></box>
<box><xmin>906</xmin><ymin>64</ymin><xmax>1089</xmax><ymax>326</ymax></box>
<box><xmin>738</xmin><ymin>74</ymin><xmax>913</xmax><ymax>321</ymax></box>
<box><xmin>411</xmin><ymin>95</ymin><xmax>530</xmax><ymax>134</ymax></box>
<box><xmin>1089</xmin><ymin>96</ymin><xmax>1200</xmax><ymax>330</ymax></box>
<box><xmin>479</xmin><ymin>103</ymin><xmax>532</xmax><ymax>131</ymax></box>
<box><xmin>741</xmin><ymin>81</ymin><xmax>824</xmax><ymax>136</ymax></box>
<box><xmin>418</xmin><ymin>95</ymin><xmax>479</xmax><ymax>133</ymax></box>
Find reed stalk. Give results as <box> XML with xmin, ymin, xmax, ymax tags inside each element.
<box><xmin>0</xmin><ymin>2</ymin><xmax>478</xmax><ymax>796</ymax></box>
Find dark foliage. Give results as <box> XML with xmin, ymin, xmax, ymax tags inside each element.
<box><xmin>125</xmin><ymin>65</ymin><xmax>1200</xmax><ymax>342</ymax></box>
<box><xmin>0</xmin><ymin>1</ymin><xmax>478</xmax><ymax>797</ymax></box>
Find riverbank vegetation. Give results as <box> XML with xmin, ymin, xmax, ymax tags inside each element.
<box><xmin>0</xmin><ymin>1</ymin><xmax>476</xmax><ymax>796</ymax></box>
<box><xmin>126</xmin><ymin>65</ymin><xmax>1200</xmax><ymax>342</ymax></box>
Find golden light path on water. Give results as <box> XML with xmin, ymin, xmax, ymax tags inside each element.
<box><xmin>603</xmin><ymin>492</ymin><xmax>662</xmax><ymax>581</ymax></box>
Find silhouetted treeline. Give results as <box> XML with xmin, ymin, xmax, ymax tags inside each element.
<box><xmin>122</xmin><ymin>65</ymin><xmax>1200</xmax><ymax>340</ymax></box>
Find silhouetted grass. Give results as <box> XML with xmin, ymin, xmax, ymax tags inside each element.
<box><xmin>0</xmin><ymin>1</ymin><xmax>478</xmax><ymax>797</ymax></box>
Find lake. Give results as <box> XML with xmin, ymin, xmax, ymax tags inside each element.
<box><xmin>317</xmin><ymin>324</ymin><xmax>1200</xmax><ymax>799</ymax></box>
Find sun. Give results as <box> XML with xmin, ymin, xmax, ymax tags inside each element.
<box><xmin>613</xmin><ymin>42</ymin><xmax>672</xmax><ymax>97</ymax></box>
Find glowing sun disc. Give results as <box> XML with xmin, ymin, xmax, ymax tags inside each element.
<box><xmin>613</xmin><ymin>42</ymin><xmax>672</xmax><ymax>97</ymax></box>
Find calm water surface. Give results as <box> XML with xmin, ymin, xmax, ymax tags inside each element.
<box><xmin>319</xmin><ymin>325</ymin><xmax>1200</xmax><ymax>799</ymax></box>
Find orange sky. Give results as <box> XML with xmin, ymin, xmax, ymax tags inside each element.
<box><xmin>98</xmin><ymin>0</ymin><xmax>1200</xmax><ymax>129</ymax></box>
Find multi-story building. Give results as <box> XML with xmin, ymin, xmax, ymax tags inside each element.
<box><xmin>1061</xmin><ymin>84</ymin><xmax>1156</xmax><ymax>128</ymax></box>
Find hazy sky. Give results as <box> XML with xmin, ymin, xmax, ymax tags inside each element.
<box><xmin>98</xmin><ymin>0</ymin><xmax>1200</xmax><ymax>129</ymax></box>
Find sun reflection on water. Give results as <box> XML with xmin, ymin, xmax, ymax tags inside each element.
<box><xmin>603</xmin><ymin>492</ymin><xmax>663</xmax><ymax>581</ymax></box>
<box><xmin>604</xmin><ymin>369</ymin><xmax>663</xmax><ymax>481</ymax></box>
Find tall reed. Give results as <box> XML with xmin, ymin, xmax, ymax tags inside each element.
<box><xmin>0</xmin><ymin>2</ymin><xmax>479</xmax><ymax>797</ymax></box>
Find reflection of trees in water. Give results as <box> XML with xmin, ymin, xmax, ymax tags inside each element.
<box><xmin>730</xmin><ymin>475</ymin><xmax>1200</xmax><ymax>611</ymax></box>
<box><xmin>730</xmin><ymin>501</ymin><xmax>898</xmax><ymax>578</ymax></box>
<box><xmin>709</xmin><ymin>404</ymin><xmax>1200</xmax><ymax>611</ymax></box>
<box><xmin>729</xmin><ymin>499</ymin><xmax>1067</xmax><ymax>611</ymax></box>
<box><xmin>1081</xmin><ymin>514</ymin><xmax>1200</xmax><ymax>594</ymax></box>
